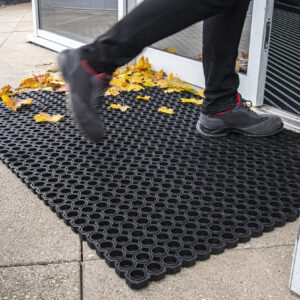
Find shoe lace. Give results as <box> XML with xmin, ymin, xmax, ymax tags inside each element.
<box><xmin>238</xmin><ymin>94</ymin><xmax>253</xmax><ymax>110</ymax></box>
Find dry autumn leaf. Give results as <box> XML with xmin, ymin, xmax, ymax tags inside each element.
<box><xmin>242</xmin><ymin>52</ymin><xmax>249</xmax><ymax>59</ymax></box>
<box><xmin>105</xmin><ymin>56</ymin><xmax>204</xmax><ymax>97</ymax></box>
<box><xmin>137</xmin><ymin>96</ymin><xmax>150</xmax><ymax>101</ymax></box>
<box><xmin>56</xmin><ymin>85</ymin><xmax>70</xmax><ymax>94</ymax></box>
<box><xmin>41</xmin><ymin>87</ymin><xmax>54</xmax><ymax>92</ymax></box>
<box><xmin>235</xmin><ymin>60</ymin><xmax>241</xmax><ymax>72</ymax></box>
<box><xmin>34</xmin><ymin>112</ymin><xmax>64</xmax><ymax>123</ymax></box>
<box><xmin>46</xmin><ymin>66</ymin><xmax>59</xmax><ymax>73</ymax></box>
<box><xmin>0</xmin><ymin>85</ymin><xmax>12</xmax><ymax>97</ymax></box>
<box><xmin>181</xmin><ymin>98</ymin><xmax>203</xmax><ymax>105</ymax></box>
<box><xmin>158</xmin><ymin>106</ymin><xmax>174</xmax><ymax>114</ymax></box>
<box><xmin>36</xmin><ymin>62</ymin><xmax>53</xmax><ymax>66</ymax></box>
<box><xmin>196</xmin><ymin>88</ymin><xmax>205</xmax><ymax>98</ymax></box>
<box><xmin>126</xmin><ymin>83</ymin><xmax>145</xmax><ymax>92</ymax></box>
<box><xmin>165</xmin><ymin>48</ymin><xmax>179</xmax><ymax>54</ymax></box>
<box><xmin>19</xmin><ymin>73</ymin><xmax>65</xmax><ymax>90</ymax></box>
<box><xmin>105</xmin><ymin>86</ymin><xmax>121</xmax><ymax>96</ymax></box>
<box><xmin>2</xmin><ymin>96</ymin><xmax>33</xmax><ymax>111</ymax></box>
<box><xmin>109</xmin><ymin>103</ymin><xmax>130</xmax><ymax>112</ymax></box>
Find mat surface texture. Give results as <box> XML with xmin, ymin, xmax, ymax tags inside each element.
<box><xmin>0</xmin><ymin>89</ymin><xmax>300</xmax><ymax>289</ymax></box>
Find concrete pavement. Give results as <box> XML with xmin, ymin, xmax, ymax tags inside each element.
<box><xmin>0</xmin><ymin>3</ymin><xmax>299</xmax><ymax>300</ymax></box>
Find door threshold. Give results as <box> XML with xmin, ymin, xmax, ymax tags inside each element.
<box><xmin>254</xmin><ymin>105</ymin><xmax>300</xmax><ymax>133</ymax></box>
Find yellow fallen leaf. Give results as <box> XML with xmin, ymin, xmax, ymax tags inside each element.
<box><xmin>109</xmin><ymin>103</ymin><xmax>130</xmax><ymax>112</ymax></box>
<box><xmin>41</xmin><ymin>87</ymin><xmax>54</xmax><ymax>92</ymax></box>
<box><xmin>164</xmin><ymin>88</ymin><xmax>184</xmax><ymax>93</ymax></box>
<box><xmin>12</xmin><ymin>89</ymin><xmax>26</xmax><ymax>95</ymax></box>
<box><xmin>165</xmin><ymin>48</ymin><xmax>178</xmax><ymax>54</ymax></box>
<box><xmin>156</xmin><ymin>79</ymin><xmax>169</xmax><ymax>89</ymax></box>
<box><xmin>242</xmin><ymin>52</ymin><xmax>249</xmax><ymax>59</ymax></box>
<box><xmin>2</xmin><ymin>96</ymin><xmax>33</xmax><ymax>111</ymax></box>
<box><xmin>36</xmin><ymin>62</ymin><xmax>53</xmax><ymax>66</ymax></box>
<box><xmin>56</xmin><ymin>85</ymin><xmax>70</xmax><ymax>94</ymax></box>
<box><xmin>235</xmin><ymin>60</ymin><xmax>241</xmax><ymax>72</ymax></box>
<box><xmin>0</xmin><ymin>85</ymin><xmax>12</xmax><ymax>97</ymax></box>
<box><xmin>125</xmin><ymin>84</ymin><xmax>144</xmax><ymax>92</ymax></box>
<box><xmin>143</xmin><ymin>81</ymin><xmax>155</xmax><ymax>87</ymax></box>
<box><xmin>105</xmin><ymin>86</ymin><xmax>121</xmax><ymax>96</ymax></box>
<box><xmin>19</xmin><ymin>77</ymin><xmax>39</xmax><ymax>89</ymax></box>
<box><xmin>18</xmin><ymin>73</ymin><xmax>65</xmax><ymax>90</ymax></box>
<box><xmin>137</xmin><ymin>96</ymin><xmax>150</xmax><ymax>101</ymax></box>
<box><xmin>197</xmin><ymin>54</ymin><xmax>203</xmax><ymax>60</ymax></box>
<box><xmin>130</xmin><ymin>73</ymin><xmax>144</xmax><ymax>84</ymax></box>
<box><xmin>34</xmin><ymin>112</ymin><xmax>64</xmax><ymax>123</ymax></box>
<box><xmin>135</xmin><ymin>56</ymin><xmax>151</xmax><ymax>72</ymax></box>
<box><xmin>158</xmin><ymin>106</ymin><xmax>174</xmax><ymax>114</ymax></box>
<box><xmin>110</xmin><ymin>77</ymin><xmax>129</xmax><ymax>88</ymax></box>
<box><xmin>196</xmin><ymin>88</ymin><xmax>205</xmax><ymax>97</ymax></box>
<box><xmin>156</xmin><ymin>70</ymin><xmax>164</xmax><ymax>79</ymax></box>
<box><xmin>46</xmin><ymin>66</ymin><xmax>59</xmax><ymax>73</ymax></box>
<box><xmin>181</xmin><ymin>98</ymin><xmax>203</xmax><ymax>105</ymax></box>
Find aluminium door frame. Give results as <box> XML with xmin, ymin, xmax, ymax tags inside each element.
<box><xmin>28</xmin><ymin>0</ymin><xmax>127</xmax><ymax>52</ymax></box>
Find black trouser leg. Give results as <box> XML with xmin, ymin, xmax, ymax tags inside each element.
<box><xmin>81</xmin><ymin>0</ymin><xmax>239</xmax><ymax>73</ymax></box>
<box><xmin>201</xmin><ymin>0</ymin><xmax>250</xmax><ymax>114</ymax></box>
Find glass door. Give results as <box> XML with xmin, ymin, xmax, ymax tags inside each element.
<box><xmin>29</xmin><ymin>0</ymin><xmax>274</xmax><ymax>107</ymax></box>
<box><xmin>29</xmin><ymin>0</ymin><xmax>120</xmax><ymax>51</ymax></box>
<box><xmin>125</xmin><ymin>0</ymin><xmax>274</xmax><ymax>107</ymax></box>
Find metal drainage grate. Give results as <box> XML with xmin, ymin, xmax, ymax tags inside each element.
<box><xmin>0</xmin><ymin>89</ymin><xmax>299</xmax><ymax>289</ymax></box>
<box><xmin>264</xmin><ymin>8</ymin><xmax>300</xmax><ymax>115</ymax></box>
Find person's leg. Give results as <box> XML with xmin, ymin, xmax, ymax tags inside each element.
<box><xmin>80</xmin><ymin>0</ymin><xmax>238</xmax><ymax>74</ymax></box>
<box><xmin>196</xmin><ymin>0</ymin><xmax>283</xmax><ymax>137</ymax></box>
<box><xmin>58</xmin><ymin>0</ymin><xmax>283</xmax><ymax>142</ymax></box>
<box><xmin>58</xmin><ymin>0</ymin><xmax>240</xmax><ymax>143</ymax></box>
<box><xmin>201</xmin><ymin>0</ymin><xmax>250</xmax><ymax>114</ymax></box>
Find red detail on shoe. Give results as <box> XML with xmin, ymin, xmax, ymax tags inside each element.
<box><xmin>81</xmin><ymin>59</ymin><xmax>98</xmax><ymax>76</ymax></box>
<box><xmin>217</xmin><ymin>108</ymin><xmax>231</xmax><ymax>115</ymax></box>
<box><xmin>81</xmin><ymin>60</ymin><xmax>107</xmax><ymax>83</ymax></box>
<box><xmin>217</xmin><ymin>93</ymin><xmax>241</xmax><ymax>115</ymax></box>
<box><xmin>95</xmin><ymin>73</ymin><xmax>108</xmax><ymax>83</ymax></box>
<box><xmin>237</xmin><ymin>93</ymin><xmax>242</xmax><ymax>104</ymax></box>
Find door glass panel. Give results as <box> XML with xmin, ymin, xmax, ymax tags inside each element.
<box><xmin>126</xmin><ymin>0</ymin><xmax>253</xmax><ymax>74</ymax></box>
<box><xmin>38</xmin><ymin>0</ymin><xmax>118</xmax><ymax>43</ymax></box>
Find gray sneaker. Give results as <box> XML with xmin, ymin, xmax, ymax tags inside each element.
<box><xmin>58</xmin><ymin>49</ymin><xmax>112</xmax><ymax>143</ymax></box>
<box><xmin>196</xmin><ymin>95</ymin><xmax>283</xmax><ymax>137</ymax></box>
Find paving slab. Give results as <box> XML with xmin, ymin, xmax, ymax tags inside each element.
<box><xmin>82</xmin><ymin>246</ymin><xmax>298</xmax><ymax>300</ymax></box>
<box><xmin>0</xmin><ymin>163</ymin><xmax>81</xmax><ymax>266</ymax></box>
<box><xmin>0</xmin><ymin>22</ymin><xmax>18</xmax><ymax>33</ymax></box>
<box><xmin>0</xmin><ymin>262</ymin><xmax>80</xmax><ymax>300</ymax></box>
<box><xmin>0</xmin><ymin>3</ymin><xmax>30</xmax><ymax>22</ymax></box>
<box><xmin>20</xmin><ymin>7</ymin><xmax>33</xmax><ymax>22</ymax></box>
<box><xmin>14</xmin><ymin>21</ymin><xmax>33</xmax><ymax>32</ymax></box>
<box><xmin>236</xmin><ymin>218</ymin><xmax>300</xmax><ymax>250</ymax></box>
<box><xmin>83</xmin><ymin>241</ymin><xmax>99</xmax><ymax>261</ymax></box>
<box><xmin>0</xmin><ymin>31</ymin><xmax>57</xmax><ymax>87</ymax></box>
<box><xmin>0</xmin><ymin>32</ymin><xmax>9</xmax><ymax>45</ymax></box>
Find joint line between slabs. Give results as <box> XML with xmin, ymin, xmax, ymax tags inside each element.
<box><xmin>80</xmin><ymin>239</ymin><xmax>83</xmax><ymax>300</ymax></box>
<box><xmin>0</xmin><ymin>259</ymin><xmax>81</xmax><ymax>269</ymax></box>
<box><xmin>232</xmin><ymin>243</ymin><xmax>295</xmax><ymax>252</ymax></box>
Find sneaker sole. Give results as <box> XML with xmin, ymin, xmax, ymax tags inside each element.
<box><xmin>196</xmin><ymin>120</ymin><xmax>284</xmax><ymax>137</ymax></box>
<box><xmin>58</xmin><ymin>50</ymin><xmax>104</xmax><ymax>144</ymax></box>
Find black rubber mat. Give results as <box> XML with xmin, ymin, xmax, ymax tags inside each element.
<box><xmin>0</xmin><ymin>89</ymin><xmax>300</xmax><ymax>289</ymax></box>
